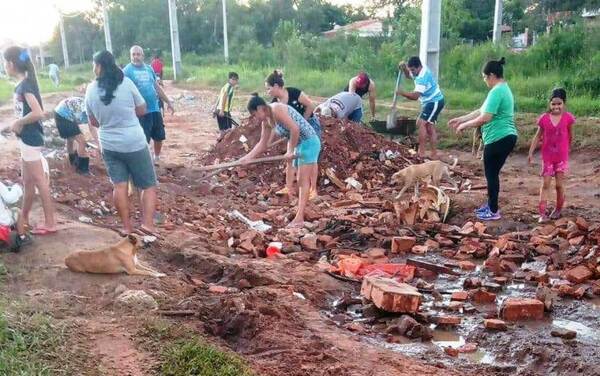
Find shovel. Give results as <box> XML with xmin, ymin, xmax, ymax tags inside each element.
<box><xmin>386</xmin><ymin>70</ymin><xmax>403</xmax><ymax>130</ymax></box>
<box><xmin>229</xmin><ymin>210</ymin><xmax>272</xmax><ymax>232</ymax></box>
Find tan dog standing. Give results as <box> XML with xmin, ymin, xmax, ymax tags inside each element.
<box><xmin>65</xmin><ymin>234</ymin><xmax>165</xmax><ymax>277</ymax></box>
<box><xmin>392</xmin><ymin>158</ymin><xmax>459</xmax><ymax>199</ymax></box>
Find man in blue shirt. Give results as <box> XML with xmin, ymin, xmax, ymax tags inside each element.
<box><xmin>397</xmin><ymin>56</ymin><xmax>445</xmax><ymax>159</ymax></box>
<box><xmin>123</xmin><ymin>45</ymin><xmax>175</xmax><ymax>165</ymax></box>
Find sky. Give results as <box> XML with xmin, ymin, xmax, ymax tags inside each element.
<box><xmin>0</xmin><ymin>0</ymin><xmax>366</xmax><ymax>46</ymax></box>
<box><xmin>0</xmin><ymin>0</ymin><xmax>94</xmax><ymax>46</ymax></box>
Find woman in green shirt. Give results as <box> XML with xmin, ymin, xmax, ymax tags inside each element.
<box><xmin>449</xmin><ymin>57</ymin><xmax>518</xmax><ymax>221</ymax></box>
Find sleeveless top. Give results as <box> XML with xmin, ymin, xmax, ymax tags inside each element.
<box><xmin>344</xmin><ymin>78</ymin><xmax>370</xmax><ymax>98</ymax></box>
<box><xmin>275</xmin><ymin>105</ymin><xmax>317</xmax><ymax>141</ymax></box>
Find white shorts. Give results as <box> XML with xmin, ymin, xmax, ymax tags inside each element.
<box><xmin>20</xmin><ymin>141</ymin><xmax>43</xmax><ymax>162</ymax></box>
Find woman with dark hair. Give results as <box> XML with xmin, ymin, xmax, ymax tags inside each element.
<box><xmin>449</xmin><ymin>57</ymin><xmax>518</xmax><ymax>221</ymax></box>
<box><xmin>266</xmin><ymin>70</ymin><xmax>320</xmax><ymax>198</ymax></box>
<box><xmin>4</xmin><ymin>46</ymin><xmax>57</xmax><ymax>237</ymax></box>
<box><xmin>239</xmin><ymin>94</ymin><xmax>321</xmax><ymax>228</ymax></box>
<box><xmin>84</xmin><ymin>50</ymin><xmax>158</xmax><ymax>235</ymax></box>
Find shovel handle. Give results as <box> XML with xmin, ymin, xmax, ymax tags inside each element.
<box><xmin>391</xmin><ymin>70</ymin><xmax>402</xmax><ymax>108</ymax></box>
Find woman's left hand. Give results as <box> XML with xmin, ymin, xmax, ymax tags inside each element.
<box><xmin>455</xmin><ymin>123</ymin><xmax>469</xmax><ymax>134</ymax></box>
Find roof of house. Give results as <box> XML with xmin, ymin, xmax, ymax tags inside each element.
<box><xmin>322</xmin><ymin>19</ymin><xmax>383</xmax><ymax>37</ymax></box>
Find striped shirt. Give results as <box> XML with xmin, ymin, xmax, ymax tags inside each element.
<box><xmin>275</xmin><ymin>105</ymin><xmax>317</xmax><ymax>141</ymax></box>
<box><xmin>414</xmin><ymin>66</ymin><xmax>444</xmax><ymax>104</ymax></box>
<box><xmin>216</xmin><ymin>83</ymin><xmax>235</xmax><ymax>112</ymax></box>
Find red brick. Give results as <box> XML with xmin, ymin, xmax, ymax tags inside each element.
<box><xmin>469</xmin><ymin>289</ymin><xmax>497</xmax><ymax>304</ymax></box>
<box><xmin>458</xmin><ymin>261</ymin><xmax>476</xmax><ymax>271</ymax></box>
<box><xmin>451</xmin><ymin>291</ymin><xmax>469</xmax><ymax>301</ymax></box>
<box><xmin>500</xmin><ymin>298</ymin><xmax>544</xmax><ymax>321</ymax></box>
<box><xmin>361</xmin><ymin>276</ymin><xmax>422</xmax><ymax>313</ymax></box>
<box><xmin>391</xmin><ymin>236</ymin><xmax>416</xmax><ymax>253</ymax></box>
<box><xmin>493</xmin><ymin>277</ymin><xmax>508</xmax><ymax>285</ymax></box>
<box><xmin>432</xmin><ymin>315</ymin><xmax>461</xmax><ymax>325</ymax></box>
<box><xmin>458</xmin><ymin>343</ymin><xmax>478</xmax><ymax>353</ymax></box>
<box><xmin>444</xmin><ymin>347</ymin><xmax>459</xmax><ymax>357</ymax></box>
<box><xmin>411</xmin><ymin>245</ymin><xmax>429</xmax><ymax>254</ymax></box>
<box><xmin>565</xmin><ymin>265</ymin><xmax>593</xmax><ymax>284</ymax></box>
<box><xmin>424</xmin><ymin>239</ymin><xmax>440</xmax><ymax>249</ymax></box>
<box><xmin>300</xmin><ymin>233</ymin><xmax>318</xmax><ymax>251</ymax></box>
<box><xmin>484</xmin><ymin>319</ymin><xmax>507</xmax><ymax>331</ymax></box>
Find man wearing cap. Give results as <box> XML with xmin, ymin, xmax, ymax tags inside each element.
<box><xmin>397</xmin><ymin>56</ymin><xmax>445</xmax><ymax>159</ymax></box>
<box><xmin>344</xmin><ymin>72</ymin><xmax>376</xmax><ymax>120</ymax></box>
<box><xmin>316</xmin><ymin>92</ymin><xmax>363</xmax><ymax>122</ymax></box>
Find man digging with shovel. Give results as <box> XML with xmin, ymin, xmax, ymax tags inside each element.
<box><xmin>397</xmin><ymin>56</ymin><xmax>445</xmax><ymax>159</ymax></box>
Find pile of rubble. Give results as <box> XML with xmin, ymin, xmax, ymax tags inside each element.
<box><xmin>322</xmin><ymin>215</ymin><xmax>600</xmax><ymax>354</ymax></box>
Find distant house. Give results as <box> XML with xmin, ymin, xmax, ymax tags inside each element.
<box><xmin>582</xmin><ymin>8</ymin><xmax>600</xmax><ymax>23</ymax></box>
<box><xmin>322</xmin><ymin>19</ymin><xmax>389</xmax><ymax>39</ymax></box>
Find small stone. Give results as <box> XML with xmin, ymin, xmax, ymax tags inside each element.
<box><xmin>459</xmin><ymin>261</ymin><xmax>476</xmax><ymax>271</ymax></box>
<box><xmin>458</xmin><ymin>343</ymin><xmax>478</xmax><ymax>353</ymax></box>
<box><xmin>116</xmin><ymin>290</ymin><xmax>158</xmax><ymax>311</ymax></box>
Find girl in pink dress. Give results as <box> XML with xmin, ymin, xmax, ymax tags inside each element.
<box><xmin>528</xmin><ymin>88</ymin><xmax>575</xmax><ymax>222</ymax></box>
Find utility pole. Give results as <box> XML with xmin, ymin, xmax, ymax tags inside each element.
<box><xmin>167</xmin><ymin>0</ymin><xmax>183</xmax><ymax>80</ymax></box>
<box><xmin>39</xmin><ymin>44</ymin><xmax>45</xmax><ymax>69</ymax></box>
<box><xmin>222</xmin><ymin>0</ymin><xmax>229</xmax><ymax>64</ymax></box>
<box><xmin>101</xmin><ymin>0</ymin><xmax>113</xmax><ymax>52</ymax></box>
<box><xmin>58</xmin><ymin>11</ymin><xmax>70</xmax><ymax>68</ymax></box>
<box><xmin>419</xmin><ymin>0</ymin><xmax>441</xmax><ymax>79</ymax></box>
<box><xmin>493</xmin><ymin>0</ymin><xmax>504</xmax><ymax>44</ymax></box>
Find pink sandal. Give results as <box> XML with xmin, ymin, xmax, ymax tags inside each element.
<box><xmin>31</xmin><ymin>226</ymin><xmax>58</xmax><ymax>235</ymax></box>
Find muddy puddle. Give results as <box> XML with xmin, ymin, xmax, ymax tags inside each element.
<box><xmin>326</xmin><ymin>250</ymin><xmax>600</xmax><ymax>375</ymax></box>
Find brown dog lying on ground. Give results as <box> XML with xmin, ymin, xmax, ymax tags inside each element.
<box><xmin>392</xmin><ymin>158</ymin><xmax>459</xmax><ymax>199</ymax></box>
<box><xmin>65</xmin><ymin>234</ymin><xmax>165</xmax><ymax>277</ymax></box>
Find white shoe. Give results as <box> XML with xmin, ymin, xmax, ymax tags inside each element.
<box><xmin>153</xmin><ymin>155</ymin><xmax>161</xmax><ymax>166</ymax></box>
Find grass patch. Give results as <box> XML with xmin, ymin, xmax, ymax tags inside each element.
<box><xmin>0</xmin><ymin>261</ymin><xmax>95</xmax><ymax>375</ymax></box>
<box><xmin>138</xmin><ymin>318</ymin><xmax>256</xmax><ymax>376</ymax></box>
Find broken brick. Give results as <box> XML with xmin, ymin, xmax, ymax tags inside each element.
<box><xmin>300</xmin><ymin>233</ymin><xmax>318</xmax><ymax>251</ymax></box>
<box><xmin>391</xmin><ymin>236</ymin><xmax>416</xmax><ymax>253</ymax></box>
<box><xmin>551</xmin><ymin>328</ymin><xmax>577</xmax><ymax>340</ymax></box>
<box><xmin>431</xmin><ymin>315</ymin><xmax>461</xmax><ymax>325</ymax></box>
<box><xmin>424</xmin><ymin>239</ymin><xmax>440</xmax><ymax>249</ymax></box>
<box><xmin>500</xmin><ymin>298</ymin><xmax>544</xmax><ymax>321</ymax></box>
<box><xmin>469</xmin><ymin>289</ymin><xmax>497</xmax><ymax>304</ymax></box>
<box><xmin>359</xmin><ymin>227</ymin><xmax>375</xmax><ymax>236</ymax></box>
<box><xmin>451</xmin><ymin>291</ymin><xmax>469</xmax><ymax>301</ymax></box>
<box><xmin>458</xmin><ymin>261</ymin><xmax>476</xmax><ymax>271</ymax></box>
<box><xmin>565</xmin><ymin>265</ymin><xmax>593</xmax><ymax>284</ymax></box>
<box><xmin>568</xmin><ymin>235</ymin><xmax>585</xmax><ymax>246</ymax></box>
<box><xmin>444</xmin><ymin>347</ymin><xmax>459</xmax><ymax>357</ymax></box>
<box><xmin>458</xmin><ymin>343</ymin><xmax>478</xmax><ymax>353</ymax></box>
<box><xmin>361</xmin><ymin>276</ymin><xmax>422</xmax><ymax>313</ymax></box>
<box><xmin>463</xmin><ymin>277</ymin><xmax>482</xmax><ymax>289</ymax></box>
<box><xmin>411</xmin><ymin>245</ymin><xmax>429</xmax><ymax>254</ymax></box>
<box><xmin>484</xmin><ymin>319</ymin><xmax>507</xmax><ymax>331</ymax></box>
<box><xmin>575</xmin><ymin>217</ymin><xmax>589</xmax><ymax>231</ymax></box>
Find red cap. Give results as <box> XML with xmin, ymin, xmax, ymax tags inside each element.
<box><xmin>355</xmin><ymin>72</ymin><xmax>369</xmax><ymax>88</ymax></box>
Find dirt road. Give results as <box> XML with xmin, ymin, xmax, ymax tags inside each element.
<box><xmin>1</xmin><ymin>83</ymin><xmax>599</xmax><ymax>375</ymax></box>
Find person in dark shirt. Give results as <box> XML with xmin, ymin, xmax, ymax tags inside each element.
<box><xmin>3</xmin><ymin>46</ymin><xmax>57</xmax><ymax>237</ymax></box>
<box><xmin>265</xmin><ymin>70</ymin><xmax>320</xmax><ymax>199</ymax></box>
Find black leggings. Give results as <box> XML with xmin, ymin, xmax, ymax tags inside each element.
<box><xmin>483</xmin><ymin>134</ymin><xmax>517</xmax><ymax>213</ymax></box>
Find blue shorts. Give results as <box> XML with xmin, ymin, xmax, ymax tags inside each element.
<box><xmin>102</xmin><ymin>147</ymin><xmax>157</xmax><ymax>189</ymax></box>
<box><xmin>294</xmin><ymin>136</ymin><xmax>321</xmax><ymax>167</ymax></box>
<box><xmin>139</xmin><ymin>111</ymin><xmax>165</xmax><ymax>142</ymax></box>
<box><xmin>419</xmin><ymin>99</ymin><xmax>445</xmax><ymax>124</ymax></box>
<box><xmin>348</xmin><ymin>107</ymin><xmax>363</xmax><ymax>122</ymax></box>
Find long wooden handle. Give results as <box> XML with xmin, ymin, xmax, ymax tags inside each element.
<box><xmin>198</xmin><ymin>154</ymin><xmax>296</xmax><ymax>171</ymax></box>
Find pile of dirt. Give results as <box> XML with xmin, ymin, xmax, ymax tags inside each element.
<box><xmin>201</xmin><ymin>116</ymin><xmax>418</xmax><ymax>185</ymax></box>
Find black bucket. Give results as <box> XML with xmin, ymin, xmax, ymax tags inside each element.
<box><xmin>370</xmin><ymin>118</ymin><xmax>416</xmax><ymax>135</ymax></box>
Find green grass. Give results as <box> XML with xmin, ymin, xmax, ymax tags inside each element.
<box><xmin>0</xmin><ymin>64</ymin><xmax>93</xmax><ymax>105</ymax></box>
<box><xmin>0</xmin><ymin>261</ymin><xmax>93</xmax><ymax>375</ymax></box>
<box><xmin>138</xmin><ymin>318</ymin><xmax>256</xmax><ymax>376</ymax></box>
